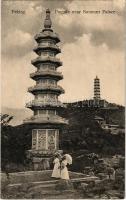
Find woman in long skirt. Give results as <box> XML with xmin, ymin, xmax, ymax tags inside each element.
<box><xmin>51</xmin><ymin>154</ymin><xmax>61</xmax><ymax>178</ymax></box>
<box><xmin>60</xmin><ymin>156</ymin><xmax>69</xmax><ymax>180</ymax></box>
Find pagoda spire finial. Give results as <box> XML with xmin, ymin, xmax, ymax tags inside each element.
<box><xmin>44</xmin><ymin>9</ymin><xmax>52</xmax><ymax>29</ymax></box>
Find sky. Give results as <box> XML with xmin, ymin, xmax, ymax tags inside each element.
<box><xmin>1</xmin><ymin>0</ymin><xmax>125</xmax><ymax>109</ymax></box>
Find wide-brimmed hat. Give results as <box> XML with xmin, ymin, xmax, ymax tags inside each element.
<box><xmin>54</xmin><ymin>152</ymin><xmax>62</xmax><ymax>157</ymax></box>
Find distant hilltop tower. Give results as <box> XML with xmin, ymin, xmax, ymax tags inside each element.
<box><xmin>24</xmin><ymin>9</ymin><xmax>68</xmax><ymax>170</ymax></box>
<box><xmin>94</xmin><ymin>76</ymin><xmax>100</xmax><ymax>100</ymax></box>
<box><xmin>82</xmin><ymin>76</ymin><xmax>108</xmax><ymax>108</ymax></box>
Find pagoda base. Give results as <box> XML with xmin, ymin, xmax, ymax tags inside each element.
<box><xmin>33</xmin><ymin>157</ymin><xmax>50</xmax><ymax>170</ymax></box>
<box><xmin>26</xmin><ymin>149</ymin><xmax>63</xmax><ymax>170</ymax></box>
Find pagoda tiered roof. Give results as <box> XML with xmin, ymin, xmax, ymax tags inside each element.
<box><xmin>31</xmin><ymin>56</ymin><xmax>62</xmax><ymax>67</ymax></box>
<box><xmin>30</xmin><ymin>70</ymin><xmax>63</xmax><ymax>81</ymax></box>
<box><xmin>28</xmin><ymin>84</ymin><xmax>64</xmax><ymax>94</ymax></box>
<box><xmin>25</xmin><ymin>9</ymin><xmax>67</xmax><ymax>130</ymax></box>
<box><xmin>24</xmin><ymin>115</ymin><xmax>68</xmax><ymax>125</ymax></box>
<box><xmin>33</xmin><ymin>43</ymin><xmax>61</xmax><ymax>55</ymax></box>
<box><xmin>34</xmin><ymin>31</ymin><xmax>60</xmax><ymax>43</ymax></box>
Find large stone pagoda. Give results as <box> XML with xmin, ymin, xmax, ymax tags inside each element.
<box><xmin>24</xmin><ymin>9</ymin><xmax>68</xmax><ymax>170</ymax></box>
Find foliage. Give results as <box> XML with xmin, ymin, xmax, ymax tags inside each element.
<box><xmin>1</xmin><ymin>105</ymin><xmax>125</xmax><ymax>171</ymax></box>
<box><xmin>59</xmin><ymin>105</ymin><xmax>125</xmax><ymax>155</ymax></box>
<box><xmin>1</xmin><ymin>124</ymin><xmax>32</xmax><ymax>171</ymax></box>
<box><xmin>1</xmin><ymin>113</ymin><xmax>13</xmax><ymax>126</ymax></box>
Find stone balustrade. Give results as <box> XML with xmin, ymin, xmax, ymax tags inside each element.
<box><xmin>34</xmin><ymin>43</ymin><xmax>61</xmax><ymax>51</ymax></box>
<box><xmin>26</xmin><ymin>99</ymin><xmax>66</xmax><ymax>108</ymax></box>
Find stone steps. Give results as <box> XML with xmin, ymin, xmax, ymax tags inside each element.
<box><xmin>28</xmin><ymin>183</ymin><xmax>56</xmax><ymax>193</ymax></box>
<box><xmin>8</xmin><ymin>176</ymin><xmax>98</xmax><ymax>186</ymax></box>
<box><xmin>1</xmin><ymin>170</ymin><xmax>86</xmax><ymax>184</ymax></box>
<box><xmin>2</xmin><ymin>170</ymin><xmax>99</xmax><ymax>197</ymax></box>
<box><xmin>7</xmin><ymin>176</ymin><xmax>98</xmax><ymax>193</ymax></box>
<box><xmin>2</xmin><ymin>171</ymin><xmax>99</xmax><ymax>199</ymax></box>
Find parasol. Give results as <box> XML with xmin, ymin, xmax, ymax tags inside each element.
<box><xmin>64</xmin><ymin>154</ymin><xmax>72</xmax><ymax>165</ymax></box>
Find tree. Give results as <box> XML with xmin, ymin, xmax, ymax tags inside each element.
<box><xmin>1</xmin><ymin>114</ymin><xmax>13</xmax><ymax>126</ymax></box>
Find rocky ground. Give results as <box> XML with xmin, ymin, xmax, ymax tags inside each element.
<box><xmin>1</xmin><ymin>154</ymin><xmax>124</xmax><ymax>199</ymax></box>
<box><xmin>1</xmin><ymin>179</ymin><xmax>124</xmax><ymax>199</ymax></box>
<box><xmin>1</xmin><ymin>170</ymin><xmax>124</xmax><ymax>199</ymax></box>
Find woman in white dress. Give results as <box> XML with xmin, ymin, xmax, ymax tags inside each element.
<box><xmin>51</xmin><ymin>154</ymin><xmax>61</xmax><ymax>178</ymax></box>
<box><xmin>60</xmin><ymin>156</ymin><xmax>69</xmax><ymax>180</ymax></box>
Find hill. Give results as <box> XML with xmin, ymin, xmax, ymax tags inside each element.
<box><xmin>57</xmin><ymin>103</ymin><xmax>125</xmax><ymax>155</ymax></box>
<box><xmin>1</xmin><ymin>103</ymin><xmax>125</xmax><ymax>127</ymax></box>
<box><xmin>59</xmin><ymin>102</ymin><xmax>125</xmax><ymax>130</ymax></box>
